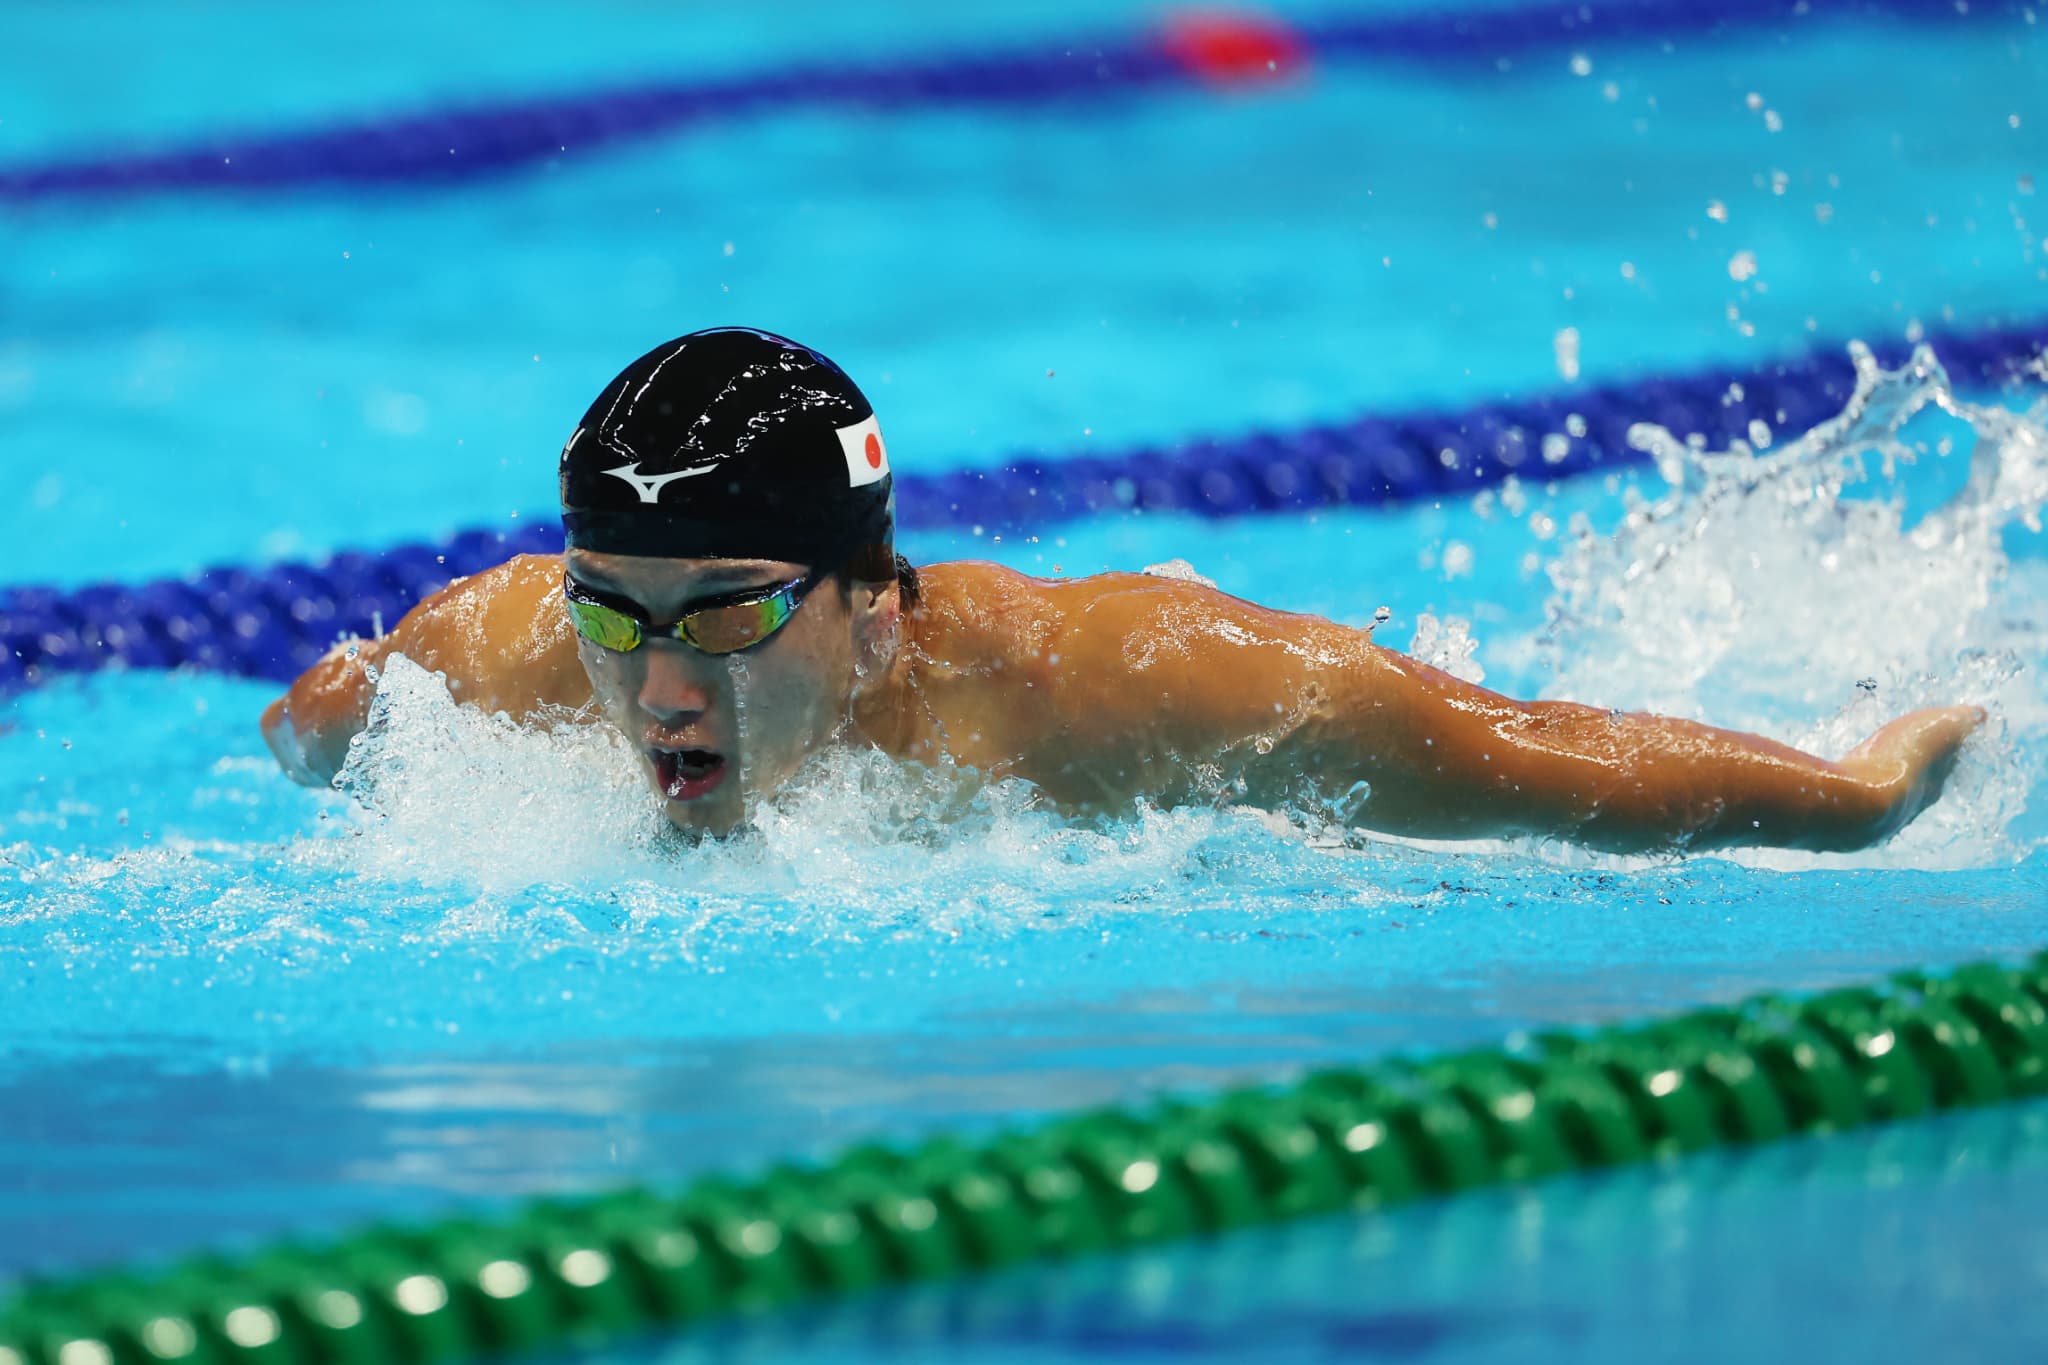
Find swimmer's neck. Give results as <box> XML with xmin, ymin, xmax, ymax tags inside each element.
<box><xmin>846</xmin><ymin>583</ymin><xmax>933</xmax><ymax>759</ymax></box>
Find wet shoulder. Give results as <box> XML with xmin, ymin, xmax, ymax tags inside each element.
<box><xmin>889</xmin><ymin>562</ymin><xmax>1072</xmax><ymax>762</ymax></box>
<box><xmin>414</xmin><ymin>553</ymin><xmax>582</xmax><ymax>709</ymax></box>
<box><xmin>413</xmin><ymin>553</ymin><xmax>564</xmax><ymax>645</ymax></box>
<box><xmin>491</xmin><ymin>554</ymin><xmax>576</xmax><ymax>666</ymax></box>
<box><xmin>907</xmin><ymin>561</ymin><xmax>1267</xmax><ymax>650</ymax></box>
<box><xmin>908</xmin><ymin>561</ymin><xmax>1058</xmax><ymax>662</ymax></box>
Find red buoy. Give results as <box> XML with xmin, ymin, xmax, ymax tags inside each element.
<box><xmin>1160</xmin><ymin>9</ymin><xmax>1309</xmax><ymax>87</ymax></box>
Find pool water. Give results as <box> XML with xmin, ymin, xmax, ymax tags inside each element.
<box><xmin>568</xmin><ymin>1101</ymin><xmax>2048</xmax><ymax>1365</ymax></box>
<box><xmin>5</xmin><ymin>2</ymin><xmax>2048</xmax><ymax>1360</ymax></box>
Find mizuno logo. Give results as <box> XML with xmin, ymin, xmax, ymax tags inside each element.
<box><xmin>602</xmin><ymin>462</ymin><xmax>717</xmax><ymax>503</ymax></box>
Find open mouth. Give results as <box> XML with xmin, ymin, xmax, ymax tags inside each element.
<box><xmin>650</xmin><ymin>748</ymin><xmax>729</xmax><ymax>801</ymax></box>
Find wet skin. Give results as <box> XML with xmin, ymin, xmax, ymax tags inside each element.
<box><xmin>262</xmin><ymin>554</ymin><xmax>1985</xmax><ymax>853</ymax></box>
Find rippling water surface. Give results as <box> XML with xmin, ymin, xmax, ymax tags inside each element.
<box><xmin>7</xmin><ymin>348</ymin><xmax>2048</xmax><ymax>1296</ymax></box>
<box><xmin>6</xmin><ymin>5</ymin><xmax>2048</xmax><ymax>1358</ymax></box>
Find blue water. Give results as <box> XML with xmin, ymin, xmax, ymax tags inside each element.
<box><xmin>6</xmin><ymin>3</ymin><xmax>2048</xmax><ymax>1362</ymax></box>
<box><xmin>5</xmin><ymin>6</ymin><xmax>2044</xmax><ymax>583</ymax></box>
<box><xmin>558</xmin><ymin>1102</ymin><xmax>2048</xmax><ymax>1365</ymax></box>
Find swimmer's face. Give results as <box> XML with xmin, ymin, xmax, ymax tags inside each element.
<box><xmin>563</xmin><ymin>551</ymin><xmax>898</xmax><ymax>837</ymax></box>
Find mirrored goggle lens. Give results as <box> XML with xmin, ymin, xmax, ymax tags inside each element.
<box><xmin>567</xmin><ymin>597</ymin><xmax>644</xmax><ymax>652</ymax></box>
<box><xmin>685</xmin><ymin>594</ymin><xmax>796</xmax><ymax>655</ymax></box>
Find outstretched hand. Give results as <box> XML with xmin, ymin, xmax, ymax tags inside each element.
<box><xmin>1838</xmin><ymin>705</ymin><xmax>1987</xmax><ymax>842</ymax></box>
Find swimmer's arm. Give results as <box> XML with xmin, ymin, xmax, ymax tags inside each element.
<box><xmin>1035</xmin><ymin>575</ymin><xmax>1981</xmax><ymax>852</ymax></box>
<box><xmin>259</xmin><ymin>633</ymin><xmax>386</xmax><ymax>786</ymax></box>
<box><xmin>1310</xmin><ymin>645</ymin><xmax>1985</xmax><ymax>853</ymax></box>
<box><xmin>259</xmin><ymin>554</ymin><xmax>588</xmax><ymax>786</ymax></box>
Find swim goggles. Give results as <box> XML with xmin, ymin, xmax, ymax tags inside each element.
<box><xmin>562</xmin><ymin>570</ymin><xmax>823</xmax><ymax>655</ymax></box>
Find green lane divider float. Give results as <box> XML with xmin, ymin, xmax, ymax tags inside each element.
<box><xmin>8</xmin><ymin>952</ymin><xmax>2048</xmax><ymax>1365</ymax></box>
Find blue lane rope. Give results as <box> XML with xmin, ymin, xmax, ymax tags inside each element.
<box><xmin>0</xmin><ymin>0</ymin><xmax>2002</xmax><ymax>202</ymax></box>
<box><xmin>3</xmin><ymin>320</ymin><xmax>2043</xmax><ymax>692</ymax></box>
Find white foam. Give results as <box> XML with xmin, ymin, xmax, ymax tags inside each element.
<box><xmin>325</xmin><ymin>654</ymin><xmax>664</xmax><ymax>893</ymax></box>
<box><xmin>1408</xmin><ymin>613</ymin><xmax>1487</xmax><ymax>683</ymax></box>
<box><xmin>306</xmin><ymin>653</ymin><xmax>1398</xmax><ymax>929</ymax></box>
<box><xmin>1143</xmin><ymin>558</ymin><xmax>1219</xmax><ymax>588</ymax></box>
<box><xmin>1533</xmin><ymin>343</ymin><xmax>2048</xmax><ymax>867</ymax></box>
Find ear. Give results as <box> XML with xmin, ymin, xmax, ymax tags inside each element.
<box><xmin>847</xmin><ymin>579</ymin><xmax>902</xmax><ymax>689</ymax></box>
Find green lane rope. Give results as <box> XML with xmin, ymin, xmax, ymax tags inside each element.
<box><xmin>8</xmin><ymin>950</ymin><xmax>2048</xmax><ymax>1365</ymax></box>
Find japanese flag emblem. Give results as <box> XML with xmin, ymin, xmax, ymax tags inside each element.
<box><xmin>835</xmin><ymin>415</ymin><xmax>889</xmax><ymax>488</ymax></box>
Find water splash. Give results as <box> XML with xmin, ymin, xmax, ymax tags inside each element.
<box><xmin>331</xmin><ymin>654</ymin><xmax>662</xmax><ymax>893</ymax></box>
<box><xmin>1536</xmin><ymin>342</ymin><xmax>2048</xmax><ymax>866</ymax></box>
<box><xmin>326</xmin><ymin>343</ymin><xmax>2048</xmax><ymax>883</ymax></box>
<box><xmin>1143</xmin><ymin>558</ymin><xmax>1219</xmax><ymax>589</ymax></box>
<box><xmin>1409</xmin><ymin>613</ymin><xmax>1487</xmax><ymax>684</ymax></box>
<box><xmin>12</xmin><ymin>340</ymin><xmax>2048</xmax><ymax>1070</ymax></box>
<box><xmin>313</xmin><ymin>653</ymin><xmax>1391</xmax><ymax>929</ymax></box>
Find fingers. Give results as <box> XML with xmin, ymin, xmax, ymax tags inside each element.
<box><xmin>1839</xmin><ymin>705</ymin><xmax>1987</xmax><ymax>843</ymax></box>
<box><xmin>1844</xmin><ymin>705</ymin><xmax>1986</xmax><ymax>772</ymax></box>
<box><xmin>260</xmin><ymin>696</ymin><xmax>325</xmax><ymax>787</ymax></box>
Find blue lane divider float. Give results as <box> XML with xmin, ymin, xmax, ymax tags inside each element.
<box><xmin>0</xmin><ymin>0</ymin><xmax>1996</xmax><ymax>202</ymax></box>
<box><xmin>3</xmin><ymin>320</ymin><xmax>2043</xmax><ymax>694</ymax></box>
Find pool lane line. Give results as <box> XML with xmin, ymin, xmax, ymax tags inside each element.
<box><xmin>0</xmin><ymin>0</ymin><xmax>2005</xmax><ymax>202</ymax></box>
<box><xmin>3</xmin><ymin>316</ymin><xmax>2043</xmax><ymax>696</ymax></box>
<box><xmin>3</xmin><ymin>951</ymin><xmax>2045</xmax><ymax>1365</ymax></box>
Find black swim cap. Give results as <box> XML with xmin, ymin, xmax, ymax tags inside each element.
<box><xmin>559</xmin><ymin>327</ymin><xmax>894</xmax><ymax>574</ymax></box>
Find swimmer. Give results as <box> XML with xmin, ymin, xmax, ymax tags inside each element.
<box><xmin>262</xmin><ymin>327</ymin><xmax>1984</xmax><ymax>853</ymax></box>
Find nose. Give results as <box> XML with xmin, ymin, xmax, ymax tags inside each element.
<box><xmin>635</xmin><ymin>642</ymin><xmax>716</xmax><ymax>727</ymax></box>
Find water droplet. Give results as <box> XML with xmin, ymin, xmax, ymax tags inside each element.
<box><xmin>1553</xmin><ymin>327</ymin><xmax>1581</xmax><ymax>382</ymax></box>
